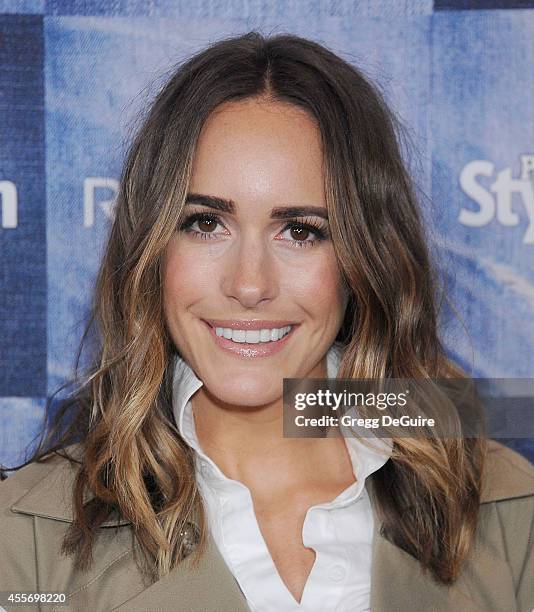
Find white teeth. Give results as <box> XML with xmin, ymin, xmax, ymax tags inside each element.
<box><xmin>214</xmin><ymin>325</ymin><xmax>292</xmax><ymax>344</ymax></box>
<box><xmin>232</xmin><ymin>330</ymin><xmax>247</xmax><ymax>343</ymax></box>
<box><xmin>245</xmin><ymin>330</ymin><xmax>259</xmax><ymax>343</ymax></box>
<box><xmin>259</xmin><ymin>329</ymin><xmax>271</xmax><ymax>342</ymax></box>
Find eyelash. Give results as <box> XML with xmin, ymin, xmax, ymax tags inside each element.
<box><xmin>179</xmin><ymin>212</ymin><xmax>329</xmax><ymax>248</ymax></box>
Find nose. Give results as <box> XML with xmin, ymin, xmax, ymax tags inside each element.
<box><xmin>221</xmin><ymin>233</ymin><xmax>278</xmax><ymax>308</ymax></box>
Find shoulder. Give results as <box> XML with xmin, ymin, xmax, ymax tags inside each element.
<box><xmin>0</xmin><ymin>449</ymin><xmax>79</xmax><ymax>591</ymax></box>
<box><xmin>1</xmin><ymin>443</ymin><xmax>127</xmax><ymax>526</ymax></box>
<box><xmin>0</xmin><ymin>445</ymin><xmax>134</xmax><ymax>595</ymax></box>
<box><xmin>1</xmin><ymin>445</ymin><xmax>82</xmax><ymax>522</ymax></box>
<box><xmin>481</xmin><ymin>439</ymin><xmax>534</xmax><ymax>504</ymax></box>
<box><xmin>1</xmin><ymin>450</ymin><xmax>75</xmax><ymax>507</ymax></box>
<box><xmin>476</xmin><ymin>442</ymin><xmax>534</xmax><ymax>608</ymax></box>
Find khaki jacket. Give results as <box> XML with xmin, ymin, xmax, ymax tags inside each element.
<box><xmin>1</xmin><ymin>439</ymin><xmax>533</xmax><ymax>612</ymax></box>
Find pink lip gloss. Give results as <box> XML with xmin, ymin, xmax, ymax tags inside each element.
<box><xmin>202</xmin><ymin>321</ymin><xmax>297</xmax><ymax>358</ymax></box>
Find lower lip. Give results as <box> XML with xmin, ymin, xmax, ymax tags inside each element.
<box><xmin>202</xmin><ymin>321</ymin><xmax>298</xmax><ymax>358</ymax></box>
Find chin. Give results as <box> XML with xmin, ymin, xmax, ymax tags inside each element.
<box><xmin>205</xmin><ymin>373</ymin><xmax>282</xmax><ymax>408</ymax></box>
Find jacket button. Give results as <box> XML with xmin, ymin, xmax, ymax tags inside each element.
<box><xmin>179</xmin><ymin>521</ymin><xmax>200</xmax><ymax>557</ymax></box>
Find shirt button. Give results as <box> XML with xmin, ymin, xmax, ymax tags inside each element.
<box><xmin>328</xmin><ymin>564</ymin><xmax>347</xmax><ymax>582</ymax></box>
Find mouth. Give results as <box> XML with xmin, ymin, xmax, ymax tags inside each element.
<box><xmin>201</xmin><ymin>319</ymin><xmax>299</xmax><ymax>358</ymax></box>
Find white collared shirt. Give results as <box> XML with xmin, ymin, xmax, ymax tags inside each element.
<box><xmin>172</xmin><ymin>343</ymin><xmax>392</xmax><ymax>611</ymax></box>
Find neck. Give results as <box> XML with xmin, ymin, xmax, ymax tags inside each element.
<box><xmin>190</xmin><ymin>356</ymin><xmax>349</xmax><ymax>492</ymax></box>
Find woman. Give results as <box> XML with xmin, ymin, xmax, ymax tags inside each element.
<box><xmin>1</xmin><ymin>32</ymin><xmax>533</xmax><ymax>612</ymax></box>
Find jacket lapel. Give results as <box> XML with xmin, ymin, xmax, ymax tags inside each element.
<box><xmin>367</xmin><ymin>438</ymin><xmax>534</xmax><ymax>612</ymax></box>
<box><xmin>369</xmin><ymin>519</ymin><xmax>490</xmax><ymax>612</ymax></box>
<box><xmin>110</xmin><ymin>533</ymin><xmax>250</xmax><ymax>612</ymax></box>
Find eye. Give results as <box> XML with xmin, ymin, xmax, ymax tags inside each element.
<box><xmin>279</xmin><ymin>220</ymin><xmax>329</xmax><ymax>248</ymax></box>
<box><xmin>179</xmin><ymin>212</ymin><xmax>227</xmax><ymax>240</ymax></box>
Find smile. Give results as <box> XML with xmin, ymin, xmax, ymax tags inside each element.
<box><xmin>201</xmin><ymin>320</ymin><xmax>298</xmax><ymax>358</ymax></box>
<box><xmin>215</xmin><ymin>325</ymin><xmax>292</xmax><ymax>344</ymax></box>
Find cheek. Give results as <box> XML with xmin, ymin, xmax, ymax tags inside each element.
<box><xmin>162</xmin><ymin>242</ymin><xmax>214</xmax><ymax>312</ymax></box>
<box><xmin>284</xmin><ymin>251</ymin><xmax>347</xmax><ymax>316</ymax></box>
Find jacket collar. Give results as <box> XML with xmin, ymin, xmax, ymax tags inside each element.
<box><xmin>10</xmin><ymin>438</ymin><xmax>534</xmax><ymax>522</ymax></box>
<box><xmin>11</xmin><ymin>437</ymin><xmax>534</xmax><ymax>539</ymax></box>
<box><xmin>9</xmin><ymin>446</ymin><xmax>130</xmax><ymax>527</ymax></box>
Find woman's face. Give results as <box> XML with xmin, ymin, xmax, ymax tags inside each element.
<box><xmin>163</xmin><ymin>98</ymin><xmax>349</xmax><ymax>407</ymax></box>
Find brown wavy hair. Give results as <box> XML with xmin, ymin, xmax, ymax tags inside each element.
<box><xmin>3</xmin><ymin>31</ymin><xmax>486</xmax><ymax>586</ymax></box>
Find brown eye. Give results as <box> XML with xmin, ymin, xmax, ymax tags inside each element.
<box><xmin>290</xmin><ymin>227</ymin><xmax>310</xmax><ymax>241</ymax></box>
<box><xmin>198</xmin><ymin>217</ymin><xmax>217</xmax><ymax>233</ymax></box>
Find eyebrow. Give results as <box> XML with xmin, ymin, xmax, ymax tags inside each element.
<box><xmin>185</xmin><ymin>192</ymin><xmax>329</xmax><ymax>220</ymax></box>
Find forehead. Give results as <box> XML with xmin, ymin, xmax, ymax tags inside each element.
<box><xmin>189</xmin><ymin>98</ymin><xmax>325</xmax><ymax>210</ymax></box>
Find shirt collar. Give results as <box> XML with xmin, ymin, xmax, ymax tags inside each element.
<box><xmin>171</xmin><ymin>342</ymin><xmax>392</xmax><ymax>496</ymax></box>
